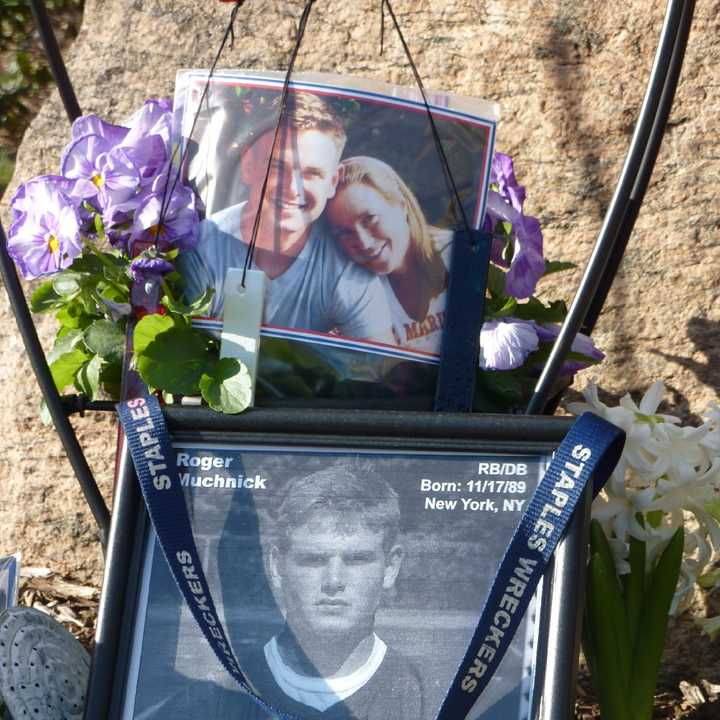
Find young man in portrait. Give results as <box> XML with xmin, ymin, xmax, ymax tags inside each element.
<box><xmin>177</xmin><ymin>92</ymin><xmax>392</xmax><ymax>342</ymax></box>
<box><xmin>239</xmin><ymin>466</ymin><xmax>424</xmax><ymax>719</ymax></box>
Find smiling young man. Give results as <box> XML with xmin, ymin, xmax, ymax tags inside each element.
<box><xmin>241</xmin><ymin>466</ymin><xmax>424</xmax><ymax>719</ymax></box>
<box><xmin>177</xmin><ymin>93</ymin><xmax>392</xmax><ymax>342</ymax></box>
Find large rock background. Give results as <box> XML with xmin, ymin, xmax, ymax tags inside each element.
<box><xmin>1</xmin><ymin>0</ymin><xmax>718</xmax><ymax>686</ymax></box>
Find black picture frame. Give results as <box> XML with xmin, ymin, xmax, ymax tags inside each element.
<box><xmin>85</xmin><ymin>408</ymin><xmax>585</xmax><ymax>720</ymax></box>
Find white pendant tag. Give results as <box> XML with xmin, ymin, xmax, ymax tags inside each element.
<box><xmin>220</xmin><ymin>268</ymin><xmax>266</xmax><ymax>406</ymax></box>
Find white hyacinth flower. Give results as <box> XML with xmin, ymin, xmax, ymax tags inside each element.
<box><xmin>573</xmin><ymin>380</ymin><xmax>720</xmax><ymax>615</ymax></box>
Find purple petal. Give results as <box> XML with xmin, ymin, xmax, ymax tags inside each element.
<box><xmin>490</xmin><ymin>152</ymin><xmax>526</xmax><ymax>213</ymax></box>
<box><xmin>534</xmin><ymin>323</ymin><xmax>605</xmax><ymax>374</ymax></box>
<box><xmin>70</xmin><ymin>114</ymin><xmax>128</xmax><ymax>144</ymax></box>
<box><xmin>504</xmin><ymin>215</ymin><xmax>544</xmax><ymax>299</ymax></box>
<box><xmin>131</xmin><ymin>256</ymin><xmax>174</xmax><ymax>280</ymax></box>
<box><xmin>122</xmin><ymin>135</ymin><xmax>168</xmax><ymax>185</ymax></box>
<box><xmin>122</xmin><ymin>99</ymin><xmax>173</xmax><ymax>156</ymax></box>
<box><xmin>479</xmin><ymin>318</ymin><xmax>539</xmax><ymax>371</ymax></box>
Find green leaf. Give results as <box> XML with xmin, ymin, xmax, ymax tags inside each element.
<box><xmin>161</xmin><ymin>287</ymin><xmax>215</xmax><ymax>316</ymax></box>
<box><xmin>136</xmin><ymin>326</ymin><xmax>214</xmax><ymax>396</ymax></box>
<box><xmin>69</xmin><ymin>252</ymin><xmax>104</xmax><ymax>275</ymax></box>
<box><xmin>489</xmin><ymin>296</ymin><xmax>517</xmax><ymax>319</ymax></box>
<box><xmin>52</xmin><ymin>271</ymin><xmax>82</xmax><ymax>297</ymax></box>
<box><xmin>98</xmin><ymin>281</ymin><xmax>130</xmax><ymax>305</ymax></box>
<box><xmin>30</xmin><ymin>281</ymin><xmax>63</xmax><ymax>312</ymax></box>
<box><xmin>477</xmin><ymin>369</ymin><xmax>535</xmax><ymax>406</ymax></box>
<box><xmin>543</xmin><ymin>260</ymin><xmax>577</xmax><ymax>276</ymax></box>
<box><xmin>486</xmin><ymin>265</ymin><xmax>506</xmax><ymax>299</ymax></box>
<box><xmin>49</xmin><ymin>347</ymin><xmax>89</xmax><ymax>392</ymax></box>
<box><xmin>84</xmin><ymin>319</ymin><xmax>125</xmax><ymax>362</ymax></box>
<box><xmin>589</xmin><ymin>521</ymin><xmax>631</xmax><ymax>680</ymax></box>
<box><xmin>629</xmin><ymin>527</ymin><xmax>684</xmax><ymax>720</ymax></box>
<box><xmin>47</xmin><ymin>328</ymin><xmax>84</xmax><ymax>365</ymax></box>
<box><xmin>94</xmin><ymin>211</ymin><xmax>106</xmax><ymax>241</ymax></box>
<box><xmin>513</xmin><ymin>297</ymin><xmax>567</xmax><ymax>323</ymax></box>
<box><xmin>646</xmin><ymin>509</ymin><xmax>664</xmax><ymax>529</ymax></box>
<box><xmin>74</xmin><ymin>354</ymin><xmax>102</xmax><ymax>400</ymax></box>
<box><xmin>704</xmin><ymin>499</ymin><xmax>720</xmax><ymax>524</ymax></box>
<box><xmin>56</xmin><ymin>302</ymin><xmax>95</xmax><ymax>330</ymax></box>
<box><xmin>100</xmin><ymin>359</ymin><xmax>123</xmax><ymax>400</ymax></box>
<box><xmin>199</xmin><ymin>357</ymin><xmax>252</xmax><ymax>413</ymax></box>
<box><xmin>586</xmin><ymin>550</ymin><xmax>633</xmax><ymax>720</ymax></box>
<box><xmin>133</xmin><ymin>313</ymin><xmax>175</xmax><ymax>355</ymax></box>
<box><xmin>623</xmin><ymin>535</ymin><xmax>646</xmax><ymax>655</ymax></box>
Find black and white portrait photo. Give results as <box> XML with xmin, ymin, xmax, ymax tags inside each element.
<box><xmin>121</xmin><ymin>445</ymin><xmax>548</xmax><ymax>720</ymax></box>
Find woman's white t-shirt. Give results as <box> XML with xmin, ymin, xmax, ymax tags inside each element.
<box><xmin>385</xmin><ymin>232</ymin><xmax>452</xmax><ymax>354</ymax></box>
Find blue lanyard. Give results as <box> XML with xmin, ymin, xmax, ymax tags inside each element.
<box><xmin>117</xmin><ymin>396</ymin><xmax>624</xmax><ymax>719</ymax></box>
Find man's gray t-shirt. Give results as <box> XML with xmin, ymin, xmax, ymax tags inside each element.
<box><xmin>177</xmin><ymin>203</ymin><xmax>391</xmax><ymax>342</ymax></box>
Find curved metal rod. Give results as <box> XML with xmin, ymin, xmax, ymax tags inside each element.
<box><xmin>0</xmin><ymin>222</ymin><xmax>110</xmax><ymax>548</ymax></box>
<box><xmin>582</xmin><ymin>0</ymin><xmax>695</xmax><ymax>335</ymax></box>
<box><xmin>526</xmin><ymin>0</ymin><xmax>693</xmax><ymax>415</ymax></box>
<box><xmin>29</xmin><ymin>0</ymin><xmax>82</xmax><ymax>122</ymax></box>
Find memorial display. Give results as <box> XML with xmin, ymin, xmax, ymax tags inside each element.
<box><xmin>100</xmin><ymin>419</ymin><xmax>580</xmax><ymax>720</ymax></box>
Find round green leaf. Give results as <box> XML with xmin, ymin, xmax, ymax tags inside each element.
<box><xmin>133</xmin><ymin>313</ymin><xmax>175</xmax><ymax>355</ymax></box>
<box><xmin>199</xmin><ymin>358</ymin><xmax>252</xmax><ymax>414</ymax></box>
<box><xmin>136</xmin><ymin>326</ymin><xmax>213</xmax><ymax>396</ymax></box>
<box><xmin>84</xmin><ymin>319</ymin><xmax>125</xmax><ymax>362</ymax></box>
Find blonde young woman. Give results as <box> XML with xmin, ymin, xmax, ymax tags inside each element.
<box><xmin>326</xmin><ymin>156</ymin><xmax>451</xmax><ymax>353</ymax></box>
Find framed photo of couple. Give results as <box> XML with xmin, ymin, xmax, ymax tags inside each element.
<box><xmin>86</xmin><ymin>408</ymin><xmax>585</xmax><ymax>720</ymax></box>
<box><xmin>172</xmin><ymin>70</ymin><xmax>499</xmax><ymax>403</ymax></box>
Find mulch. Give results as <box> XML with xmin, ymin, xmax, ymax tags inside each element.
<box><xmin>11</xmin><ymin>568</ymin><xmax>720</xmax><ymax>719</ymax></box>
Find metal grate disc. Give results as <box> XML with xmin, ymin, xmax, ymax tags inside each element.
<box><xmin>0</xmin><ymin>607</ymin><xmax>89</xmax><ymax>720</ymax></box>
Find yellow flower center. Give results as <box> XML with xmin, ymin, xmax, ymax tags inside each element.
<box><xmin>47</xmin><ymin>234</ymin><xmax>60</xmax><ymax>254</ymax></box>
<box><xmin>92</xmin><ymin>173</ymin><xmax>104</xmax><ymax>188</ymax></box>
<box><xmin>147</xmin><ymin>224</ymin><xmax>165</xmax><ymax>240</ymax></box>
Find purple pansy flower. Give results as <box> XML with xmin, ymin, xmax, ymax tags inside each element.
<box><xmin>479</xmin><ymin>318</ymin><xmax>539</xmax><ymax>371</ymax></box>
<box><xmin>62</xmin><ymin>135</ymin><xmax>140</xmax><ymax>210</ymax></box>
<box><xmin>490</xmin><ymin>152</ymin><xmax>526</xmax><ymax>213</ymax></box>
<box><xmin>485</xmin><ymin>192</ymin><xmax>545</xmax><ymax>299</ymax></box>
<box><xmin>533</xmin><ymin>323</ymin><xmax>605</xmax><ymax>374</ymax></box>
<box><xmin>129</xmin><ymin>174</ymin><xmax>198</xmax><ymax>251</ymax></box>
<box><xmin>6</xmin><ymin>178</ymin><xmax>83</xmax><ymax>279</ymax></box>
<box><xmin>129</xmin><ymin>255</ymin><xmax>174</xmax><ymax>311</ymax></box>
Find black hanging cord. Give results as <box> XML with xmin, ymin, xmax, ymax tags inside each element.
<box><xmin>156</xmin><ymin>0</ymin><xmax>247</xmax><ymax>243</ymax></box>
<box><xmin>241</xmin><ymin>0</ymin><xmax>316</xmax><ymax>286</ymax></box>
<box><xmin>29</xmin><ymin>0</ymin><xmax>81</xmax><ymax>122</ymax></box>
<box><xmin>381</xmin><ymin>0</ymin><xmax>473</xmax><ymax>238</ymax></box>
<box><xmin>379</xmin><ymin>0</ymin><xmax>386</xmax><ymax>55</ymax></box>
